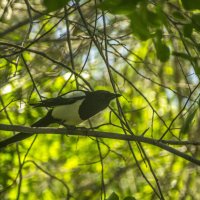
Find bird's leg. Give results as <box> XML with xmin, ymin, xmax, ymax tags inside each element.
<box><xmin>60</xmin><ymin>122</ymin><xmax>77</xmax><ymax>134</ymax></box>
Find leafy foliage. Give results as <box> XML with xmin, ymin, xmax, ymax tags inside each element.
<box><xmin>181</xmin><ymin>0</ymin><xmax>200</xmax><ymax>10</ymax></box>
<box><xmin>43</xmin><ymin>0</ymin><xmax>71</xmax><ymax>11</ymax></box>
<box><xmin>0</xmin><ymin>0</ymin><xmax>200</xmax><ymax>199</ymax></box>
<box><xmin>100</xmin><ymin>0</ymin><xmax>169</xmax><ymax>61</ymax></box>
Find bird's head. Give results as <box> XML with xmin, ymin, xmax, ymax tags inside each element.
<box><xmin>87</xmin><ymin>90</ymin><xmax>121</xmax><ymax>104</ymax></box>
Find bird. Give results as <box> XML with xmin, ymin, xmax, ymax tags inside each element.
<box><xmin>0</xmin><ymin>90</ymin><xmax>121</xmax><ymax>148</ymax></box>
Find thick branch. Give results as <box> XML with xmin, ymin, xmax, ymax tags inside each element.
<box><xmin>0</xmin><ymin>124</ymin><xmax>200</xmax><ymax>166</ymax></box>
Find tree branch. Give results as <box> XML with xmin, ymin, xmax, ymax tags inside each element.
<box><xmin>0</xmin><ymin>124</ymin><xmax>200</xmax><ymax>165</ymax></box>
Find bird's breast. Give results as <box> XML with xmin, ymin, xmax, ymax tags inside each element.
<box><xmin>51</xmin><ymin>99</ymin><xmax>84</xmax><ymax>125</ymax></box>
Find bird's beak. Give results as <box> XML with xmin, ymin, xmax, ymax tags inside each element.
<box><xmin>111</xmin><ymin>93</ymin><xmax>121</xmax><ymax>99</ymax></box>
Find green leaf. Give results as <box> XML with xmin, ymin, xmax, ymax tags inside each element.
<box><xmin>146</xmin><ymin>10</ymin><xmax>161</xmax><ymax>27</ymax></box>
<box><xmin>124</xmin><ymin>196</ymin><xmax>137</xmax><ymax>200</ymax></box>
<box><xmin>130</xmin><ymin>17</ymin><xmax>151</xmax><ymax>40</ymax></box>
<box><xmin>193</xmin><ymin>65</ymin><xmax>200</xmax><ymax>76</ymax></box>
<box><xmin>106</xmin><ymin>192</ymin><xmax>119</xmax><ymax>200</ymax></box>
<box><xmin>129</xmin><ymin>6</ymin><xmax>153</xmax><ymax>41</ymax></box>
<box><xmin>129</xmin><ymin>3</ymin><xmax>166</xmax><ymax>41</ymax></box>
<box><xmin>43</xmin><ymin>0</ymin><xmax>70</xmax><ymax>12</ymax></box>
<box><xmin>183</xmin><ymin>24</ymin><xmax>193</xmax><ymax>38</ymax></box>
<box><xmin>99</xmin><ymin>0</ymin><xmax>141</xmax><ymax>15</ymax></box>
<box><xmin>154</xmin><ymin>41</ymin><xmax>170</xmax><ymax>62</ymax></box>
<box><xmin>172</xmin><ymin>11</ymin><xmax>186</xmax><ymax>20</ymax></box>
<box><xmin>100</xmin><ymin>1</ymin><xmax>166</xmax><ymax>41</ymax></box>
<box><xmin>156</xmin><ymin>29</ymin><xmax>163</xmax><ymax>40</ymax></box>
<box><xmin>191</xmin><ymin>14</ymin><xmax>200</xmax><ymax>31</ymax></box>
<box><xmin>180</xmin><ymin>108</ymin><xmax>197</xmax><ymax>134</ymax></box>
<box><xmin>181</xmin><ymin>0</ymin><xmax>200</xmax><ymax>10</ymax></box>
<box><xmin>147</xmin><ymin>6</ymin><xmax>166</xmax><ymax>28</ymax></box>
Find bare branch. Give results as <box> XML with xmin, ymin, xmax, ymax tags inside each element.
<box><xmin>0</xmin><ymin>124</ymin><xmax>200</xmax><ymax>165</ymax></box>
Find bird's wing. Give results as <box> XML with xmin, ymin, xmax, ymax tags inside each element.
<box><xmin>30</xmin><ymin>90</ymin><xmax>87</xmax><ymax>107</ymax></box>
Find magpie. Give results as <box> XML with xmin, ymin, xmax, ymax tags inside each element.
<box><xmin>0</xmin><ymin>90</ymin><xmax>121</xmax><ymax>148</ymax></box>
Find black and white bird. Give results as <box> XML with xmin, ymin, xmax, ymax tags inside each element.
<box><xmin>0</xmin><ymin>90</ymin><xmax>121</xmax><ymax>148</ymax></box>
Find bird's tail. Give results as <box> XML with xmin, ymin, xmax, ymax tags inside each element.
<box><xmin>0</xmin><ymin>110</ymin><xmax>55</xmax><ymax>149</ymax></box>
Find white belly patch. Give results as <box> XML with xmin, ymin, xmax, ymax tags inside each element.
<box><xmin>51</xmin><ymin>99</ymin><xmax>84</xmax><ymax>125</ymax></box>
